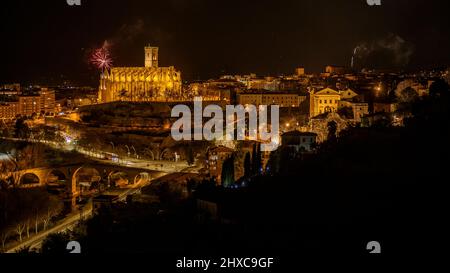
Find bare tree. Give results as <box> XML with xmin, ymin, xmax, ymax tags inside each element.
<box><xmin>42</xmin><ymin>209</ymin><xmax>52</xmax><ymax>231</ymax></box>
<box><xmin>41</xmin><ymin>201</ymin><xmax>62</xmax><ymax>231</ymax></box>
<box><xmin>15</xmin><ymin>221</ymin><xmax>26</xmax><ymax>242</ymax></box>
<box><xmin>26</xmin><ymin>218</ymin><xmax>32</xmax><ymax>239</ymax></box>
<box><xmin>9</xmin><ymin>172</ymin><xmax>21</xmax><ymax>188</ymax></box>
<box><xmin>1</xmin><ymin>185</ymin><xmax>63</xmax><ymax>248</ymax></box>
<box><xmin>1</xmin><ymin>229</ymin><xmax>11</xmax><ymax>252</ymax></box>
<box><xmin>34</xmin><ymin>210</ymin><xmax>40</xmax><ymax>234</ymax></box>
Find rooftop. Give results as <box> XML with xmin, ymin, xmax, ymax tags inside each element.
<box><xmin>240</xmin><ymin>89</ymin><xmax>299</xmax><ymax>95</ymax></box>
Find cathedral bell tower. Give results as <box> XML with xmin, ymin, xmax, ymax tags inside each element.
<box><xmin>145</xmin><ymin>45</ymin><xmax>159</xmax><ymax>68</ymax></box>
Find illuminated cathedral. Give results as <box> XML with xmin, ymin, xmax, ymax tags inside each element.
<box><xmin>98</xmin><ymin>45</ymin><xmax>182</xmax><ymax>103</ymax></box>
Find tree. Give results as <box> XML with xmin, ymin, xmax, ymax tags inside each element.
<box><xmin>15</xmin><ymin>221</ymin><xmax>26</xmax><ymax>242</ymax></box>
<box><xmin>41</xmin><ymin>232</ymin><xmax>71</xmax><ymax>254</ymax></box>
<box><xmin>251</xmin><ymin>143</ymin><xmax>262</xmax><ymax>175</ymax></box>
<box><xmin>429</xmin><ymin>78</ymin><xmax>450</xmax><ymax>98</ymax></box>
<box><xmin>15</xmin><ymin>246</ymin><xmax>35</xmax><ymax>253</ymax></box>
<box><xmin>251</xmin><ymin>143</ymin><xmax>257</xmax><ymax>174</ymax></box>
<box><xmin>42</xmin><ymin>209</ymin><xmax>53</xmax><ymax>231</ymax></box>
<box><xmin>0</xmin><ymin>127</ymin><xmax>11</xmax><ymax>138</ymax></box>
<box><xmin>327</xmin><ymin>121</ymin><xmax>338</xmax><ymax>142</ymax></box>
<box><xmin>244</xmin><ymin>152</ymin><xmax>251</xmax><ymax>178</ymax></box>
<box><xmin>266</xmin><ymin>149</ymin><xmax>281</xmax><ymax>175</ymax></box>
<box><xmin>337</xmin><ymin>107</ymin><xmax>354</xmax><ymax>119</ymax></box>
<box><xmin>0</xmin><ymin>188</ymin><xmax>62</xmax><ymax>249</ymax></box>
<box><xmin>186</xmin><ymin>145</ymin><xmax>194</xmax><ymax>166</ymax></box>
<box><xmin>34</xmin><ymin>209</ymin><xmax>40</xmax><ymax>235</ymax></box>
<box><xmin>14</xmin><ymin>118</ymin><xmax>30</xmax><ymax>139</ymax></box>
<box><xmin>256</xmin><ymin>145</ymin><xmax>262</xmax><ymax>174</ymax></box>
<box><xmin>221</xmin><ymin>156</ymin><xmax>235</xmax><ymax>187</ymax></box>
<box><xmin>398</xmin><ymin>87</ymin><xmax>419</xmax><ymax>103</ymax></box>
<box><xmin>26</xmin><ymin>218</ymin><xmax>32</xmax><ymax>239</ymax></box>
<box><xmin>1</xmin><ymin>229</ymin><xmax>10</xmax><ymax>252</ymax></box>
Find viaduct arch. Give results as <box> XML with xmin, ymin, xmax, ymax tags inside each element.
<box><xmin>15</xmin><ymin>163</ymin><xmax>161</xmax><ymax>197</ymax></box>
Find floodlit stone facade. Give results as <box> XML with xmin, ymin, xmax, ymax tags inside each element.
<box><xmin>99</xmin><ymin>46</ymin><xmax>182</xmax><ymax>103</ymax></box>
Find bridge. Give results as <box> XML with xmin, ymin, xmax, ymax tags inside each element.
<box><xmin>3</xmin><ymin>162</ymin><xmax>169</xmax><ymax>253</ymax></box>
<box><xmin>14</xmin><ymin>162</ymin><xmax>166</xmax><ymax>198</ymax></box>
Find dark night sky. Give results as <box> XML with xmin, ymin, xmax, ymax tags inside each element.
<box><xmin>1</xmin><ymin>0</ymin><xmax>449</xmax><ymax>85</ymax></box>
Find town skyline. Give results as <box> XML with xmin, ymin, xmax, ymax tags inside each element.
<box><xmin>1</xmin><ymin>0</ymin><xmax>449</xmax><ymax>264</ymax></box>
<box><xmin>1</xmin><ymin>0</ymin><xmax>450</xmax><ymax>85</ymax></box>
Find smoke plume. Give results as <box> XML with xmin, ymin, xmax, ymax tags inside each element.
<box><xmin>351</xmin><ymin>33</ymin><xmax>415</xmax><ymax>70</ymax></box>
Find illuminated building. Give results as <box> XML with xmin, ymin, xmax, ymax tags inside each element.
<box><xmin>352</xmin><ymin>103</ymin><xmax>369</xmax><ymax>122</ymax></box>
<box><xmin>0</xmin><ymin>88</ymin><xmax>55</xmax><ymax>119</ymax></box>
<box><xmin>325</xmin><ymin>65</ymin><xmax>347</xmax><ymax>75</ymax></box>
<box><xmin>295</xmin><ymin>67</ymin><xmax>305</xmax><ymax>76</ymax></box>
<box><xmin>247</xmin><ymin>77</ymin><xmax>280</xmax><ymax>91</ymax></box>
<box><xmin>38</xmin><ymin>88</ymin><xmax>56</xmax><ymax>114</ymax></box>
<box><xmin>373</xmin><ymin>102</ymin><xmax>398</xmax><ymax>114</ymax></box>
<box><xmin>309</xmin><ymin>88</ymin><xmax>341</xmax><ymax>117</ymax></box>
<box><xmin>0</xmin><ymin>102</ymin><xmax>19</xmax><ymax>119</ymax></box>
<box><xmin>189</xmin><ymin>78</ymin><xmax>243</xmax><ymax>102</ymax></box>
<box><xmin>281</xmin><ymin>131</ymin><xmax>317</xmax><ymax>152</ymax></box>
<box><xmin>238</xmin><ymin>91</ymin><xmax>305</xmax><ymax>107</ymax></box>
<box><xmin>98</xmin><ymin>45</ymin><xmax>182</xmax><ymax>103</ymax></box>
<box><xmin>0</xmin><ymin>83</ymin><xmax>21</xmax><ymax>96</ymax></box>
<box><xmin>67</xmin><ymin>95</ymin><xmax>97</xmax><ymax>108</ymax></box>
<box><xmin>19</xmin><ymin>95</ymin><xmax>41</xmax><ymax>116</ymax></box>
<box><xmin>339</xmin><ymin>89</ymin><xmax>359</xmax><ymax>100</ymax></box>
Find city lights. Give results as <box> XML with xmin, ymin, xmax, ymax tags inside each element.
<box><xmin>0</xmin><ymin>0</ymin><xmax>448</xmax><ymax>264</ymax></box>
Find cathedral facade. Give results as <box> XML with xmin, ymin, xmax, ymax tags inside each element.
<box><xmin>98</xmin><ymin>46</ymin><xmax>182</xmax><ymax>103</ymax></box>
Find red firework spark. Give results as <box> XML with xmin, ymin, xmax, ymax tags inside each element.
<box><xmin>90</xmin><ymin>44</ymin><xmax>113</xmax><ymax>70</ymax></box>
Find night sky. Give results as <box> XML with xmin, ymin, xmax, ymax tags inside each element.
<box><xmin>1</xmin><ymin>0</ymin><xmax>449</xmax><ymax>85</ymax></box>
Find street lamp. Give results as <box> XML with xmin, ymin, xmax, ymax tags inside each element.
<box><xmin>131</xmin><ymin>145</ymin><xmax>138</xmax><ymax>158</ymax></box>
<box><xmin>125</xmin><ymin>145</ymin><xmax>131</xmax><ymax>157</ymax></box>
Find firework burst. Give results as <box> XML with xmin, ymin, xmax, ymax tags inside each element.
<box><xmin>90</xmin><ymin>42</ymin><xmax>113</xmax><ymax>71</ymax></box>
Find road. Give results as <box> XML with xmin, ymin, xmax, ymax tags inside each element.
<box><xmin>5</xmin><ymin>175</ymin><xmax>153</xmax><ymax>253</ymax></box>
<box><xmin>1</xmin><ymin>137</ymin><xmax>197</xmax><ymax>173</ymax></box>
<box><xmin>1</xmin><ymin>137</ymin><xmax>202</xmax><ymax>253</ymax></box>
<box><xmin>3</xmin><ymin>163</ymin><xmax>195</xmax><ymax>253</ymax></box>
<box><xmin>6</xmin><ymin>203</ymin><xmax>93</xmax><ymax>253</ymax></box>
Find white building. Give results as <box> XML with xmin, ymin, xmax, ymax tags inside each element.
<box><xmin>281</xmin><ymin>131</ymin><xmax>317</xmax><ymax>152</ymax></box>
